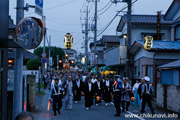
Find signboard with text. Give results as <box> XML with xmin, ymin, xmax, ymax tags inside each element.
<box><xmin>35</xmin><ymin>0</ymin><xmax>43</xmax><ymax>16</ymax></box>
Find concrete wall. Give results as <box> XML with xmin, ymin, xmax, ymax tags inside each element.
<box><xmin>156</xmin><ymin>84</ymin><xmax>180</xmax><ymax>113</ymax></box>
<box><xmin>27</xmin><ymin>75</ymin><xmax>35</xmax><ymax>112</ymax></box>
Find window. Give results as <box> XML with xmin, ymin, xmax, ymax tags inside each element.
<box><xmin>175</xmin><ymin>25</ymin><xmax>180</xmax><ymax>40</ymax></box>
<box><xmin>142</xmin><ymin>33</ymin><xmax>163</xmax><ymax>40</ymax></box>
<box><xmin>134</xmin><ymin>66</ymin><xmax>140</xmax><ymax>76</ymax></box>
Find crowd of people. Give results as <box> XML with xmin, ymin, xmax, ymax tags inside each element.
<box><xmin>42</xmin><ymin>71</ymin><xmax>154</xmax><ymax>117</ymax></box>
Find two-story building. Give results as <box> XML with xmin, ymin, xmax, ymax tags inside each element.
<box><xmin>155</xmin><ymin>0</ymin><xmax>180</xmax><ymax>113</ymax></box>
<box><xmin>90</xmin><ymin>35</ymin><xmax>120</xmax><ymax>72</ymax></box>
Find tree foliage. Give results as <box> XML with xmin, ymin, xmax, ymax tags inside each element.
<box><xmin>27</xmin><ymin>59</ymin><xmax>42</xmax><ymax>70</ymax></box>
<box><xmin>34</xmin><ymin>46</ymin><xmax>65</xmax><ymax>69</ymax></box>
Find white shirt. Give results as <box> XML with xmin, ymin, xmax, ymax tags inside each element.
<box><xmin>76</xmin><ymin>80</ymin><xmax>80</xmax><ymax>88</ymax></box>
<box><xmin>51</xmin><ymin>80</ymin><xmax>62</xmax><ymax>87</ymax></box>
<box><xmin>97</xmin><ymin>81</ymin><xmax>100</xmax><ymax>89</ymax></box>
<box><xmin>106</xmin><ymin>80</ymin><xmax>110</xmax><ymax>87</ymax></box>
<box><xmin>92</xmin><ymin>78</ymin><xmax>97</xmax><ymax>84</ymax></box>
<box><xmin>132</xmin><ymin>83</ymin><xmax>140</xmax><ymax>91</ymax></box>
<box><xmin>88</xmin><ymin>82</ymin><xmax>92</xmax><ymax>92</ymax></box>
<box><xmin>82</xmin><ymin>76</ymin><xmax>86</xmax><ymax>82</ymax></box>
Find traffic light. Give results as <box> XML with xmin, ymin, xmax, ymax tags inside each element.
<box><xmin>59</xmin><ymin>60</ymin><xmax>62</xmax><ymax>64</ymax></box>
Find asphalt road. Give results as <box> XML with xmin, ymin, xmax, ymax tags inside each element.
<box><xmin>32</xmin><ymin>90</ymin><xmax>180</xmax><ymax>120</ymax></box>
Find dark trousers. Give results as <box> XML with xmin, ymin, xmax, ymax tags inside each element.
<box><xmin>74</xmin><ymin>88</ymin><xmax>81</xmax><ymax>101</ymax></box>
<box><xmin>95</xmin><ymin>90</ymin><xmax>102</xmax><ymax>104</ymax></box>
<box><xmin>104</xmin><ymin>91</ymin><xmax>111</xmax><ymax>103</ymax></box>
<box><xmin>53</xmin><ymin>95</ymin><xmax>62</xmax><ymax>112</ymax></box>
<box><xmin>44</xmin><ymin>81</ymin><xmax>47</xmax><ymax>89</ymax></box>
<box><xmin>114</xmin><ymin>93</ymin><xmax>121</xmax><ymax>115</ymax></box>
<box><xmin>122</xmin><ymin>101</ymin><xmax>130</xmax><ymax>111</ymax></box>
<box><xmin>141</xmin><ymin>94</ymin><xmax>154</xmax><ymax>114</ymax></box>
<box><xmin>85</xmin><ymin>92</ymin><xmax>93</xmax><ymax>108</ymax></box>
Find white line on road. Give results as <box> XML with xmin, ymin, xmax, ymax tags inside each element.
<box><xmin>126</xmin><ymin>111</ymin><xmax>146</xmax><ymax>120</ymax></box>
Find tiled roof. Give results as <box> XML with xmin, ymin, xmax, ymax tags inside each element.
<box><xmin>8</xmin><ymin>49</ymin><xmax>40</xmax><ymax>59</ymax></box>
<box><xmin>122</xmin><ymin>15</ymin><xmax>172</xmax><ymax>24</ymax></box>
<box><xmin>137</xmin><ymin>40</ymin><xmax>180</xmax><ymax>50</ymax></box>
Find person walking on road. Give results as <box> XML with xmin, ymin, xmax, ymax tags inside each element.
<box><xmin>132</xmin><ymin>79</ymin><xmax>141</xmax><ymax>106</ymax></box>
<box><xmin>73</xmin><ymin>76</ymin><xmax>83</xmax><ymax>103</ymax></box>
<box><xmin>43</xmin><ymin>72</ymin><xmax>50</xmax><ymax>89</ymax></box>
<box><xmin>84</xmin><ymin>77</ymin><xmax>96</xmax><ymax>110</ymax></box>
<box><xmin>141</xmin><ymin>76</ymin><xmax>154</xmax><ymax>114</ymax></box>
<box><xmin>63</xmin><ymin>76</ymin><xmax>76</xmax><ymax>111</ymax></box>
<box><xmin>113</xmin><ymin>76</ymin><xmax>123</xmax><ymax>117</ymax></box>
<box><xmin>121</xmin><ymin>77</ymin><xmax>132</xmax><ymax>112</ymax></box>
<box><xmin>94</xmin><ymin>77</ymin><xmax>104</xmax><ymax>106</ymax></box>
<box><xmin>104</xmin><ymin>75</ymin><xmax>113</xmax><ymax>106</ymax></box>
<box><xmin>49</xmin><ymin>78</ymin><xmax>64</xmax><ymax>116</ymax></box>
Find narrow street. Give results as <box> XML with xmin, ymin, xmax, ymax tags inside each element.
<box><xmin>32</xmin><ymin>89</ymin><xmax>180</xmax><ymax>120</ymax></box>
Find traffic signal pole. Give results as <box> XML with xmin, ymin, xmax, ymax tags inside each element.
<box><xmin>13</xmin><ymin>0</ymin><xmax>24</xmax><ymax>119</ymax></box>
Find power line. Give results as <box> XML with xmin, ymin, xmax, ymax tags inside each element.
<box><xmin>97</xmin><ymin>3</ymin><xmax>113</xmax><ymax>16</ymax></box>
<box><xmin>25</xmin><ymin>0</ymin><xmax>79</xmax><ymax>15</ymax></box>
<box><xmin>47</xmin><ymin>28</ymin><xmax>82</xmax><ymax>34</ymax></box>
<box><xmin>97</xmin><ymin>1</ymin><xmax>111</xmax><ymax>12</ymax></box>
<box><xmin>46</xmin><ymin>18</ymin><xmax>81</xmax><ymax>26</ymax></box>
<box><xmin>96</xmin><ymin>0</ymin><xmax>138</xmax><ymax>37</ymax></box>
<box><xmin>44</xmin><ymin>0</ymin><xmax>79</xmax><ymax>11</ymax></box>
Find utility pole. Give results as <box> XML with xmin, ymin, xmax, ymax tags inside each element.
<box><xmin>13</xmin><ymin>0</ymin><xmax>24</xmax><ymax>119</ymax></box>
<box><xmin>42</xmin><ymin>17</ymin><xmax>46</xmax><ymax>76</ymax></box>
<box><xmin>0</xmin><ymin>0</ymin><xmax>9</xmax><ymax>119</ymax></box>
<box><xmin>125</xmin><ymin>0</ymin><xmax>132</xmax><ymax>78</ymax></box>
<box><xmin>85</xmin><ymin>6</ymin><xmax>89</xmax><ymax>71</ymax></box>
<box><xmin>49</xmin><ymin>35</ymin><xmax>51</xmax><ymax>71</ymax></box>
<box><xmin>57</xmin><ymin>55</ymin><xmax>59</xmax><ymax>70</ymax></box>
<box><xmin>94</xmin><ymin>0</ymin><xmax>98</xmax><ymax>73</ymax></box>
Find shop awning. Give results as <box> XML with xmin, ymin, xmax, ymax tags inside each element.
<box><xmin>0</xmin><ymin>37</ymin><xmax>22</xmax><ymax>48</ymax></box>
<box><xmin>100</xmin><ymin>66</ymin><xmax>116</xmax><ymax>71</ymax></box>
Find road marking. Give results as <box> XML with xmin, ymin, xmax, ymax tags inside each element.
<box><xmin>126</xmin><ymin>111</ymin><xmax>146</xmax><ymax>120</ymax></box>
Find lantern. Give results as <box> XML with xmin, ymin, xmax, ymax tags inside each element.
<box><xmin>96</xmin><ymin>96</ymin><xmax>101</xmax><ymax>102</ymax></box>
<box><xmin>131</xmin><ymin>97</ymin><xmax>135</xmax><ymax>102</ymax></box>
<box><xmin>64</xmin><ymin>33</ymin><xmax>73</xmax><ymax>49</ymax></box>
<box><xmin>144</xmin><ymin>36</ymin><xmax>153</xmax><ymax>50</ymax></box>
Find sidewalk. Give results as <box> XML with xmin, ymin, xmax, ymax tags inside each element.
<box><xmin>32</xmin><ymin>89</ymin><xmax>54</xmax><ymax>120</ymax></box>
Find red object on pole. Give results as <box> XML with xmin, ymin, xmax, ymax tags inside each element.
<box><xmin>47</xmin><ymin>100</ymin><xmax>50</xmax><ymax>111</ymax></box>
<box><xmin>113</xmin><ymin>81</ymin><xmax>118</xmax><ymax>86</ymax></box>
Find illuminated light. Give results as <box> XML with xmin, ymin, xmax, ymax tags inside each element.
<box><xmin>47</xmin><ymin>100</ymin><xmax>50</xmax><ymax>111</ymax></box>
<box><xmin>59</xmin><ymin>60</ymin><xmax>62</xmax><ymax>63</ymax></box>
<box><xmin>144</xmin><ymin>36</ymin><xmax>153</xmax><ymax>50</ymax></box>
<box><xmin>63</xmin><ymin>65</ymin><xmax>66</xmax><ymax>68</ymax></box>
<box><xmin>8</xmin><ymin>60</ymin><xmax>14</xmax><ymax>63</ymax></box>
<box><xmin>71</xmin><ymin>60</ymin><xmax>74</xmax><ymax>64</ymax></box>
<box><xmin>81</xmin><ymin>57</ymin><xmax>85</xmax><ymax>64</ymax></box>
<box><xmin>65</xmin><ymin>54</ymin><xmax>68</xmax><ymax>57</ymax></box>
<box><xmin>123</xmin><ymin>35</ymin><xmax>127</xmax><ymax>38</ymax></box>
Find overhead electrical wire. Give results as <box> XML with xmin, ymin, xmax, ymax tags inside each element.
<box><xmin>97</xmin><ymin>1</ymin><xmax>111</xmax><ymax>12</ymax></box>
<box><xmin>96</xmin><ymin>0</ymin><xmax>138</xmax><ymax>37</ymax></box>
<box><xmin>46</xmin><ymin>18</ymin><xmax>80</xmax><ymax>26</ymax></box>
<box><xmin>98</xmin><ymin>3</ymin><xmax>113</xmax><ymax>16</ymax></box>
<box><xmin>25</xmin><ymin>0</ymin><xmax>79</xmax><ymax>15</ymax></box>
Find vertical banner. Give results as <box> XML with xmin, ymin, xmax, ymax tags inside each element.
<box><xmin>90</xmin><ymin>53</ymin><xmax>94</xmax><ymax>66</ymax></box>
